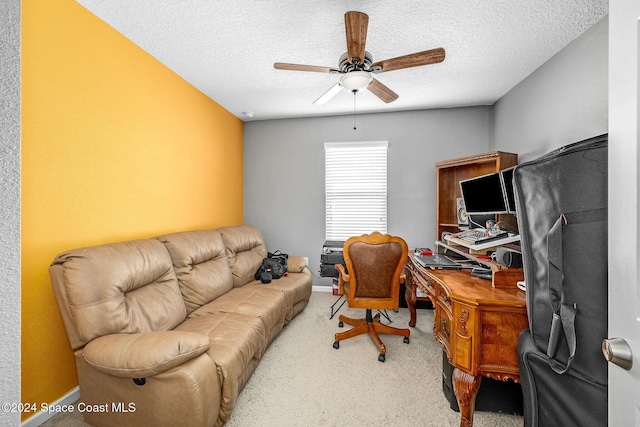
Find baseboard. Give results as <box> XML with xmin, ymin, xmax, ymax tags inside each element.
<box><xmin>21</xmin><ymin>386</ymin><xmax>80</xmax><ymax>427</ymax></box>
<box><xmin>312</xmin><ymin>285</ymin><xmax>332</xmax><ymax>292</ymax></box>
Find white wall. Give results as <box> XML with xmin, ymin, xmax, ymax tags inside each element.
<box><xmin>607</xmin><ymin>1</ymin><xmax>639</xmax><ymax>423</ymax></box>
<box><xmin>244</xmin><ymin>107</ymin><xmax>491</xmax><ymax>285</ymax></box>
<box><xmin>492</xmin><ymin>16</ymin><xmax>608</xmax><ymax>162</ymax></box>
<box><xmin>1</xmin><ymin>0</ymin><xmax>21</xmax><ymax>425</ymax></box>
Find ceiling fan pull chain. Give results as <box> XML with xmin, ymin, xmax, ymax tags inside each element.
<box><xmin>353</xmin><ymin>90</ymin><xmax>357</xmax><ymax>130</ymax></box>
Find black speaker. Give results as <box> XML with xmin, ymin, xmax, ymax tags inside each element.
<box><xmin>496</xmin><ymin>247</ymin><xmax>523</xmax><ymax>268</ymax></box>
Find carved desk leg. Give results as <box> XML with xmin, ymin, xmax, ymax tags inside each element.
<box><xmin>405</xmin><ymin>270</ymin><xmax>417</xmax><ymax>327</ymax></box>
<box><xmin>452</xmin><ymin>368</ymin><xmax>482</xmax><ymax>427</ymax></box>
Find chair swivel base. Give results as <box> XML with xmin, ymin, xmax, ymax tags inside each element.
<box><xmin>333</xmin><ymin>309</ymin><xmax>410</xmax><ymax>362</ymax></box>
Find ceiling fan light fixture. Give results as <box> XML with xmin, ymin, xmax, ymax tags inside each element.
<box><xmin>339</xmin><ymin>71</ymin><xmax>372</xmax><ymax>92</ymax></box>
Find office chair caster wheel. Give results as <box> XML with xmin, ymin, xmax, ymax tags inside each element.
<box><xmin>338</xmin><ymin>321</ymin><xmax>344</xmax><ymax>327</ymax></box>
<box><xmin>378</xmin><ymin>353</ymin><xmax>385</xmax><ymax>363</ymax></box>
<box><xmin>333</xmin><ymin>341</ymin><xmax>339</xmax><ymax>349</ymax></box>
<box><xmin>403</xmin><ymin>336</ymin><xmax>410</xmax><ymax>344</ymax></box>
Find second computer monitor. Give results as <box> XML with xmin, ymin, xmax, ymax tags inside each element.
<box><xmin>459</xmin><ymin>171</ymin><xmax>509</xmax><ymax>215</ymax></box>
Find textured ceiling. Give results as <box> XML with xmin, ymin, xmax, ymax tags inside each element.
<box><xmin>76</xmin><ymin>0</ymin><xmax>608</xmax><ymax>122</ymax></box>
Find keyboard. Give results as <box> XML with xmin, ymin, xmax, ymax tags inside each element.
<box><xmin>458</xmin><ymin>230</ymin><xmax>509</xmax><ymax>244</ymax></box>
<box><xmin>444</xmin><ymin>231</ymin><xmax>521</xmax><ymax>250</ymax></box>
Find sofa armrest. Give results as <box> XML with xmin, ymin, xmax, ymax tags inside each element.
<box><xmin>83</xmin><ymin>331</ymin><xmax>210</xmax><ymax>378</ymax></box>
<box><xmin>287</xmin><ymin>255</ymin><xmax>308</xmax><ymax>273</ymax></box>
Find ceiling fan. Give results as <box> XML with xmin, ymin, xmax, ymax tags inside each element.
<box><xmin>274</xmin><ymin>11</ymin><xmax>446</xmax><ymax>105</ymax></box>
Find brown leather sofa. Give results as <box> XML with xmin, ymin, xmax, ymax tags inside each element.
<box><xmin>49</xmin><ymin>225</ymin><xmax>312</xmax><ymax>427</ymax></box>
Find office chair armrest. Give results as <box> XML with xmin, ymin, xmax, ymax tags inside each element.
<box><xmin>335</xmin><ymin>264</ymin><xmax>348</xmax><ymax>281</ymax></box>
<box><xmin>335</xmin><ymin>264</ymin><xmax>349</xmax><ymax>294</ymax></box>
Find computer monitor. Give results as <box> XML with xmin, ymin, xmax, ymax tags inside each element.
<box><xmin>500</xmin><ymin>167</ymin><xmax>517</xmax><ymax>214</ymax></box>
<box><xmin>459</xmin><ymin>171</ymin><xmax>509</xmax><ymax>215</ymax></box>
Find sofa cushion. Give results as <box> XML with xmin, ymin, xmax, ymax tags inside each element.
<box><xmin>83</xmin><ymin>331</ymin><xmax>210</xmax><ymax>378</ymax></box>
<box><xmin>190</xmin><ymin>286</ymin><xmax>287</xmax><ymax>349</ymax></box>
<box><xmin>217</xmin><ymin>225</ymin><xmax>267</xmax><ymax>287</ymax></box>
<box><xmin>248</xmin><ymin>273</ymin><xmax>312</xmax><ymax>324</ymax></box>
<box><xmin>50</xmin><ymin>239</ymin><xmax>187</xmax><ymax>348</ymax></box>
<box><xmin>175</xmin><ymin>312</ymin><xmax>266</xmax><ymax>426</ymax></box>
<box><xmin>156</xmin><ymin>229</ymin><xmax>234</xmax><ymax>314</ymax></box>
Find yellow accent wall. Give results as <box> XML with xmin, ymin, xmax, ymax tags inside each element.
<box><xmin>21</xmin><ymin>0</ymin><xmax>243</xmax><ymax>420</ymax></box>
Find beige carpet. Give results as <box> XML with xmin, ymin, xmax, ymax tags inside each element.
<box><xmin>42</xmin><ymin>291</ymin><xmax>524</xmax><ymax>427</ymax></box>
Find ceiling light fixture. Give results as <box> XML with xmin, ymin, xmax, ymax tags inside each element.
<box><xmin>339</xmin><ymin>71</ymin><xmax>373</xmax><ymax>92</ymax></box>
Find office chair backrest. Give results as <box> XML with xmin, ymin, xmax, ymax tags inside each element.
<box><xmin>343</xmin><ymin>232</ymin><xmax>408</xmax><ymax>309</ymax></box>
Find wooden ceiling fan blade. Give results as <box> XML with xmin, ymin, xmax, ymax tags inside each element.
<box><xmin>371</xmin><ymin>47</ymin><xmax>446</xmax><ymax>73</ymax></box>
<box><xmin>344</xmin><ymin>11</ymin><xmax>368</xmax><ymax>65</ymax></box>
<box><xmin>368</xmin><ymin>78</ymin><xmax>398</xmax><ymax>103</ymax></box>
<box><xmin>274</xmin><ymin>63</ymin><xmax>340</xmax><ymax>73</ymax></box>
<box><xmin>313</xmin><ymin>82</ymin><xmax>343</xmax><ymax>105</ymax></box>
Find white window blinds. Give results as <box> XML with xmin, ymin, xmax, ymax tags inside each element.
<box><xmin>325</xmin><ymin>141</ymin><xmax>388</xmax><ymax>241</ymax></box>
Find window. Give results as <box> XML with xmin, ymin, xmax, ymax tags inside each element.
<box><xmin>325</xmin><ymin>141</ymin><xmax>388</xmax><ymax>241</ymax></box>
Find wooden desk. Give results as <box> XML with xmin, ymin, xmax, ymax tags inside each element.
<box><xmin>405</xmin><ymin>253</ymin><xmax>528</xmax><ymax>427</ymax></box>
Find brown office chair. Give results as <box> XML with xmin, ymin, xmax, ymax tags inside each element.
<box><xmin>332</xmin><ymin>232</ymin><xmax>410</xmax><ymax>362</ymax></box>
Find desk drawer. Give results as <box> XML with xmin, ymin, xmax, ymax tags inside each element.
<box><xmin>435</xmin><ymin>285</ymin><xmax>452</xmax><ymax>311</ymax></box>
<box><xmin>414</xmin><ymin>273</ymin><xmax>436</xmax><ymax>299</ymax></box>
<box><xmin>434</xmin><ymin>302</ymin><xmax>453</xmax><ymax>355</ymax></box>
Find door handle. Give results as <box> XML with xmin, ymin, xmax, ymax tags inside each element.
<box><xmin>602</xmin><ymin>338</ymin><xmax>633</xmax><ymax>370</ymax></box>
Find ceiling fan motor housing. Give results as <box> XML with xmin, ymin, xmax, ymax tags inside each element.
<box><xmin>339</xmin><ymin>51</ymin><xmax>373</xmax><ymax>72</ymax></box>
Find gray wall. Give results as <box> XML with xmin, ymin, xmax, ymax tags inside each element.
<box><xmin>1</xmin><ymin>0</ymin><xmax>21</xmax><ymax>425</ymax></box>
<box><xmin>492</xmin><ymin>16</ymin><xmax>608</xmax><ymax>161</ymax></box>
<box><xmin>244</xmin><ymin>107</ymin><xmax>492</xmax><ymax>285</ymax></box>
<box><xmin>243</xmin><ymin>14</ymin><xmax>608</xmax><ymax>287</ymax></box>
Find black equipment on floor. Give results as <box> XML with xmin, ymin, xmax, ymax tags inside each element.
<box><xmin>514</xmin><ymin>134</ymin><xmax>608</xmax><ymax>427</ymax></box>
<box><xmin>441</xmin><ymin>352</ymin><xmax>523</xmax><ymax>415</ymax></box>
<box><xmin>398</xmin><ymin>282</ymin><xmax>433</xmax><ymax>309</ymax></box>
<box><xmin>320</xmin><ymin>240</ymin><xmax>344</xmax><ymax>277</ymax></box>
